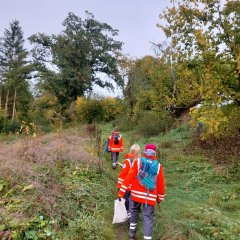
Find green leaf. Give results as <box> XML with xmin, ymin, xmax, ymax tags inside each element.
<box><xmin>25</xmin><ymin>230</ymin><xmax>37</xmax><ymax>240</ymax></box>
<box><xmin>0</xmin><ymin>224</ymin><xmax>6</xmax><ymax>231</ymax></box>
<box><xmin>38</xmin><ymin>220</ymin><xmax>46</xmax><ymax>228</ymax></box>
<box><xmin>0</xmin><ymin>183</ymin><xmax>5</xmax><ymax>192</ymax></box>
<box><xmin>0</xmin><ymin>181</ymin><xmax>8</xmax><ymax>192</ymax></box>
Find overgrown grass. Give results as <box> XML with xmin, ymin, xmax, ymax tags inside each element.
<box><xmin>0</xmin><ymin>127</ymin><xmax>116</xmax><ymax>240</ymax></box>
<box><xmin>0</xmin><ymin>166</ymin><xmax>116</xmax><ymax>239</ymax></box>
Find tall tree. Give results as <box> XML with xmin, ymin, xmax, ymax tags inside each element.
<box><xmin>159</xmin><ymin>0</ymin><xmax>240</xmax><ymax>136</ymax></box>
<box><xmin>123</xmin><ymin>55</ymin><xmax>174</xmax><ymax>117</ymax></box>
<box><xmin>0</xmin><ymin>20</ymin><xmax>33</xmax><ymax>119</ymax></box>
<box><xmin>29</xmin><ymin>12</ymin><xmax>123</xmax><ymax>115</ymax></box>
<box><xmin>159</xmin><ymin>0</ymin><xmax>240</xmax><ymax>104</ymax></box>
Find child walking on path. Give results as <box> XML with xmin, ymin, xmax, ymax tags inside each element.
<box><xmin>117</xmin><ymin>144</ymin><xmax>141</xmax><ymax>220</ymax></box>
<box><xmin>118</xmin><ymin>144</ymin><xmax>165</xmax><ymax>240</ymax></box>
<box><xmin>108</xmin><ymin>128</ymin><xmax>124</xmax><ymax>169</ymax></box>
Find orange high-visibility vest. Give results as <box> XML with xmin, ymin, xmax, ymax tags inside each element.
<box><xmin>118</xmin><ymin>156</ymin><xmax>165</xmax><ymax>206</ymax></box>
<box><xmin>108</xmin><ymin>132</ymin><xmax>123</xmax><ymax>152</ymax></box>
<box><xmin>117</xmin><ymin>153</ymin><xmax>135</xmax><ymax>189</ymax></box>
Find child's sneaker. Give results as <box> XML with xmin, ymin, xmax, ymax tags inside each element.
<box><xmin>128</xmin><ymin>232</ymin><xmax>136</xmax><ymax>240</ymax></box>
<box><xmin>128</xmin><ymin>230</ymin><xmax>136</xmax><ymax>240</ymax></box>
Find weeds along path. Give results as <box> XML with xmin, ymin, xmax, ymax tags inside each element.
<box><xmin>151</xmin><ymin>126</ymin><xmax>240</xmax><ymax>240</ymax></box>
<box><xmin>0</xmin><ymin>128</ymin><xmax>120</xmax><ymax>239</ymax></box>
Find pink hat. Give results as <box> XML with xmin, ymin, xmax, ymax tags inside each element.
<box><xmin>144</xmin><ymin>144</ymin><xmax>156</xmax><ymax>156</ymax></box>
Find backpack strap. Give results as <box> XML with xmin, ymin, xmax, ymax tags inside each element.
<box><xmin>139</xmin><ymin>157</ymin><xmax>147</xmax><ymax>171</ymax></box>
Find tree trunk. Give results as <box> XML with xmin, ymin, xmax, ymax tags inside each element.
<box><xmin>4</xmin><ymin>89</ymin><xmax>9</xmax><ymax>117</ymax></box>
<box><xmin>12</xmin><ymin>88</ymin><xmax>17</xmax><ymax>120</ymax></box>
<box><xmin>69</xmin><ymin>101</ymin><xmax>76</xmax><ymax>120</ymax></box>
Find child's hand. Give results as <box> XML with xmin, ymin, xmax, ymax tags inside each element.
<box><xmin>118</xmin><ymin>192</ymin><xmax>124</xmax><ymax>199</ymax></box>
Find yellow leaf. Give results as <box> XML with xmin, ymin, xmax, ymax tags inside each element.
<box><xmin>22</xmin><ymin>184</ymin><xmax>34</xmax><ymax>192</ymax></box>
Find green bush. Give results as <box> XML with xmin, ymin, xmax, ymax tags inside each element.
<box><xmin>101</xmin><ymin>97</ymin><xmax>124</xmax><ymax>122</ymax></box>
<box><xmin>0</xmin><ymin>115</ymin><xmax>7</xmax><ymax>133</ymax></box>
<box><xmin>4</xmin><ymin>120</ymin><xmax>21</xmax><ymax>133</ymax></box>
<box><xmin>76</xmin><ymin>97</ymin><xmax>124</xmax><ymax>124</ymax></box>
<box><xmin>136</xmin><ymin>111</ymin><xmax>174</xmax><ymax>137</ymax></box>
<box><xmin>0</xmin><ymin>110</ymin><xmax>20</xmax><ymax>133</ymax></box>
<box><xmin>76</xmin><ymin>97</ymin><xmax>104</xmax><ymax>123</ymax></box>
<box><xmin>113</xmin><ymin>113</ymin><xmax>136</xmax><ymax>131</ymax></box>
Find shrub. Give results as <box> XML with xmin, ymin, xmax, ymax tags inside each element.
<box><xmin>113</xmin><ymin>113</ymin><xmax>136</xmax><ymax>131</ymax></box>
<box><xmin>0</xmin><ymin>114</ymin><xmax>7</xmax><ymax>133</ymax></box>
<box><xmin>4</xmin><ymin>120</ymin><xmax>21</xmax><ymax>133</ymax></box>
<box><xmin>0</xmin><ymin>110</ymin><xmax>21</xmax><ymax>133</ymax></box>
<box><xmin>76</xmin><ymin>97</ymin><xmax>104</xmax><ymax>123</ymax></box>
<box><xmin>30</xmin><ymin>94</ymin><xmax>61</xmax><ymax>129</ymax></box>
<box><xmin>198</xmin><ymin>133</ymin><xmax>240</xmax><ymax>164</ymax></box>
<box><xmin>136</xmin><ymin>111</ymin><xmax>174</xmax><ymax>137</ymax></box>
<box><xmin>102</xmin><ymin>97</ymin><xmax>123</xmax><ymax>122</ymax></box>
<box><xmin>85</xmin><ymin>124</ymin><xmax>96</xmax><ymax>138</ymax></box>
<box><xmin>190</xmin><ymin>104</ymin><xmax>240</xmax><ymax>140</ymax></box>
<box><xmin>76</xmin><ymin>96</ymin><xmax>124</xmax><ymax>124</ymax></box>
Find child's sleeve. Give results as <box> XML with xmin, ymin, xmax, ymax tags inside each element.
<box><xmin>118</xmin><ymin>159</ymin><xmax>138</xmax><ymax>198</ymax></box>
<box><xmin>157</xmin><ymin>165</ymin><xmax>165</xmax><ymax>202</ymax></box>
<box><xmin>108</xmin><ymin>136</ymin><xmax>112</xmax><ymax>151</ymax></box>
<box><xmin>117</xmin><ymin>160</ymin><xmax>130</xmax><ymax>188</ymax></box>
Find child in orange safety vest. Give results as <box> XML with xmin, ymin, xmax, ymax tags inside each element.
<box><xmin>117</xmin><ymin>144</ymin><xmax>141</xmax><ymax>220</ymax></box>
<box><xmin>118</xmin><ymin>144</ymin><xmax>165</xmax><ymax>240</ymax></box>
<box><xmin>108</xmin><ymin>128</ymin><xmax>124</xmax><ymax>169</ymax></box>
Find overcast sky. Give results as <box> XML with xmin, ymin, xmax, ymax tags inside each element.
<box><xmin>0</xmin><ymin>0</ymin><xmax>170</xmax><ymax>96</ymax></box>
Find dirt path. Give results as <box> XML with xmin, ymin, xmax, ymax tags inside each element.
<box><xmin>109</xmin><ymin>164</ymin><xmax>129</xmax><ymax>240</ymax></box>
<box><xmin>115</xmin><ymin>222</ymin><xmax>129</xmax><ymax>240</ymax></box>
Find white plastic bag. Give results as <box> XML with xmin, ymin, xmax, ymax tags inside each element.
<box><xmin>112</xmin><ymin>198</ymin><xmax>128</xmax><ymax>224</ymax></box>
